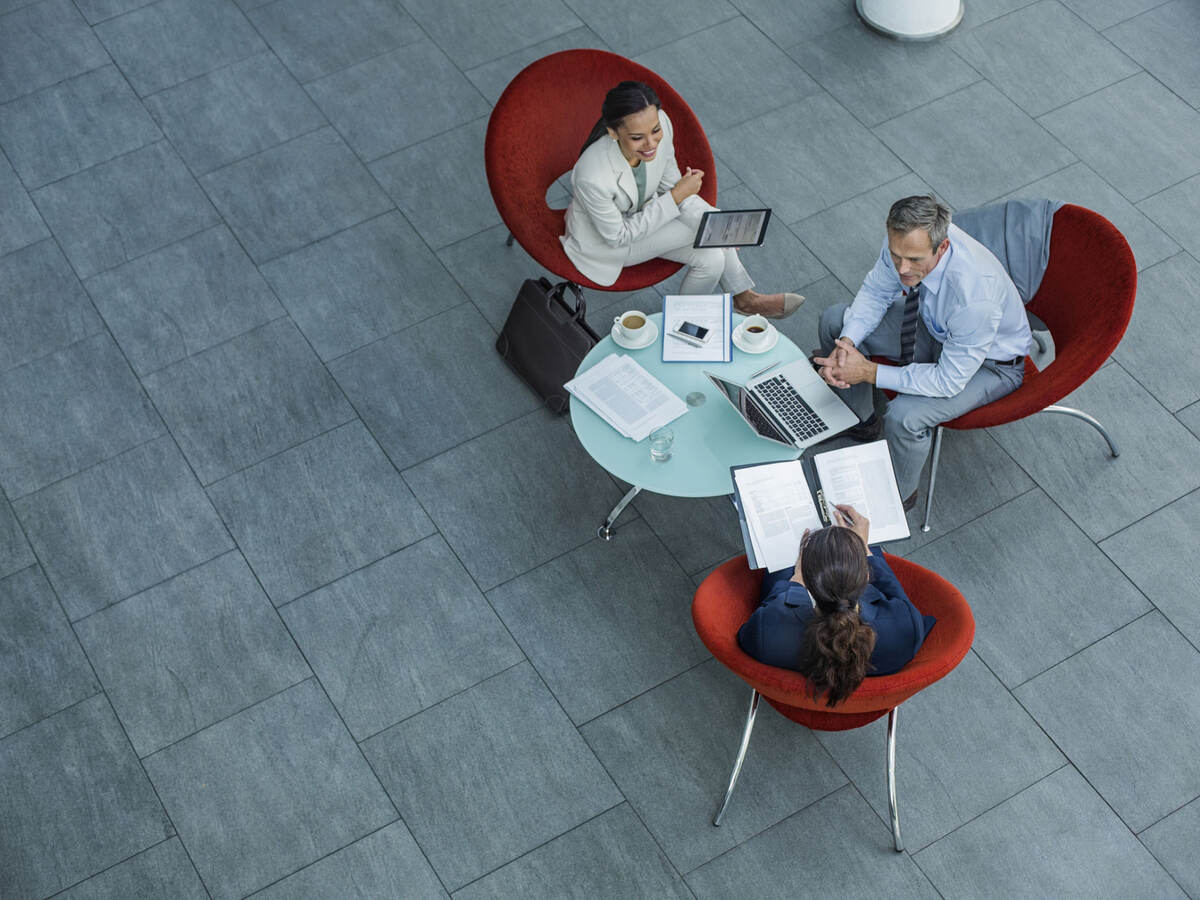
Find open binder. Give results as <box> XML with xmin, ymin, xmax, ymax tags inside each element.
<box><xmin>730</xmin><ymin>440</ymin><xmax>910</xmax><ymax>572</ymax></box>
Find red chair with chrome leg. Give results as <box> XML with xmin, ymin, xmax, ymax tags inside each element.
<box><xmin>484</xmin><ymin>49</ymin><xmax>717</xmax><ymax>294</ymax></box>
<box><xmin>916</xmin><ymin>204</ymin><xmax>1136</xmax><ymax>532</ymax></box>
<box><xmin>692</xmin><ymin>553</ymin><xmax>974</xmax><ymax>851</ymax></box>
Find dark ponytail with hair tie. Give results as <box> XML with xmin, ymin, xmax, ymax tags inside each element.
<box><xmin>796</xmin><ymin>527</ymin><xmax>877</xmax><ymax>706</ymax></box>
<box><xmin>578</xmin><ymin>81</ymin><xmax>661</xmax><ymax>158</ymax></box>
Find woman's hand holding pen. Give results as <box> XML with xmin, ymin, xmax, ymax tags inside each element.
<box><xmin>670</xmin><ymin>167</ymin><xmax>704</xmax><ymax>205</ymax></box>
<box><xmin>833</xmin><ymin>504</ymin><xmax>872</xmax><ymax>555</ymax></box>
<box><xmin>789</xmin><ymin>528</ymin><xmax>810</xmax><ymax>586</ymax></box>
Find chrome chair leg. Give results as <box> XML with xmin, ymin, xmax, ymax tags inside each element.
<box><xmin>887</xmin><ymin>706</ymin><xmax>903</xmax><ymax>852</ymax></box>
<box><xmin>714</xmin><ymin>689</ymin><xmax>760</xmax><ymax>826</ymax></box>
<box><xmin>1041</xmin><ymin>405</ymin><xmax>1120</xmax><ymax>457</ymax></box>
<box><xmin>921</xmin><ymin>427</ymin><xmax>943</xmax><ymax>534</ymax></box>
<box><xmin>598</xmin><ymin>485</ymin><xmax>641</xmax><ymax>540</ymax></box>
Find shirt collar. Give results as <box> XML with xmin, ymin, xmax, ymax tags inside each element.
<box><xmin>920</xmin><ymin>233</ymin><xmax>954</xmax><ymax>296</ymax></box>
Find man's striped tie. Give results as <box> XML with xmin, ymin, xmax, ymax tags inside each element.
<box><xmin>898</xmin><ymin>283</ymin><xmax>921</xmax><ymax>365</ymax></box>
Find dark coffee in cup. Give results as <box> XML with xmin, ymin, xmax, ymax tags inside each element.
<box><xmin>747</xmin><ymin>325</ymin><xmax>765</xmax><ymax>333</ymax></box>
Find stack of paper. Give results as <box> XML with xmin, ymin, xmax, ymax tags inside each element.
<box><xmin>733</xmin><ymin>461</ymin><xmax>821</xmax><ymax>572</ymax></box>
<box><xmin>811</xmin><ymin>440</ymin><xmax>909</xmax><ymax>544</ymax></box>
<box><xmin>565</xmin><ymin>353</ymin><xmax>687</xmax><ymax>440</ymax></box>
<box><xmin>730</xmin><ymin>441</ymin><xmax>910</xmax><ymax>572</ymax></box>
<box><xmin>661</xmin><ymin>294</ymin><xmax>732</xmax><ymax>362</ymax></box>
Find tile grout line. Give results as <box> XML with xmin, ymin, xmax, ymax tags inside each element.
<box><xmin>909</xmin><ymin>761</ymin><xmax>1073</xmax><ymax>859</ymax></box>
<box><xmin>234</xmin><ymin>817</ymin><xmax>405</xmax><ymax>898</ymax></box>
<box><xmin>1007</xmin><ymin>677</ymin><xmax>1188</xmax><ymax>850</ymax></box>
<box><xmin>679</xmin><ymin>780</ymin><xmax>856</xmax><ymax>879</ymax></box>
<box><xmin>2</xmin><ymin>2</ymin><xmax>1199</xmax><ymax>894</ymax></box>
<box><xmin>42</xmin><ymin>834</ymin><xmax>190</xmax><ymax>899</ymax></box>
<box><xmin>352</xmin><ymin>658</ymin><xmax>529</xmax><ymax>746</ymax></box>
<box><xmin>24</xmin><ymin>448</ymin><xmax>216</xmax><ymax>900</ymax></box>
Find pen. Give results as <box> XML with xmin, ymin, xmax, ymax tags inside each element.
<box><xmin>749</xmin><ymin>360</ymin><xmax>781</xmax><ymax>378</ymax></box>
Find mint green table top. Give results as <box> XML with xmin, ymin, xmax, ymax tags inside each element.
<box><xmin>570</xmin><ymin>312</ymin><xmax>803</xmax><ymax>498</ymax></box>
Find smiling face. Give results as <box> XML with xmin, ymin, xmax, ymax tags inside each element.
<box><xmin>888</xmin><ymin>226</ymin><xmax>950</xmax><ymax>287</ymax></box>
<box><xmin>607</xmin><ymin>105</ymin><xmax>662</xmax><ymax>166</ymax></box>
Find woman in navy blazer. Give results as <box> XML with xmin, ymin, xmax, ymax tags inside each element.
<box><xmin>560</xmin><ymin>81</ymin><xmax>802</xmax><ymax>318</ymax></box>
<box><xmin>738</xmin><ymin>505</ymin><xmax>935</xmax><ymax>705</ymax></box>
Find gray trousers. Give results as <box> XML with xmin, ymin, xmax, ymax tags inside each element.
<box><xmin>818</xmin><ymin>303</ymin><xmax>1024</xmax><ymax>497</ymax></box>
<box><xmin>624</xmin><ymin>198</ymin><xmax>755</xmax><ymax>296</ymax></box>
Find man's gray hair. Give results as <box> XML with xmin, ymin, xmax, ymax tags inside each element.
<box><xmin>887</xmin><ymin>195</ymin><xmax>951</xmax><ymax>249</ymax></box>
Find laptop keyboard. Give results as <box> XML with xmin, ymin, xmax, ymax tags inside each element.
<box><xmin>754</xmin><ymin>375</ymin><xmax>830</xmax><ymax>442</ymax></box>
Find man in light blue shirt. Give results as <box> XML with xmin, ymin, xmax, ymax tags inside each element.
<box><xmin>814</xmin><ymin>195</ymin><xmax>1030</xmax><ymax>507</ymax></box>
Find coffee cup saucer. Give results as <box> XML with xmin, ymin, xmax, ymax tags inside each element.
<box><xmin>611</xmin><ymin>319</ymin><xmax>658</xmax><ymax>350</ymax></box>
<box><xmin>732</xmin><ymin>321</ymin><xmax>779</xmax><ymax>354</ymax></box>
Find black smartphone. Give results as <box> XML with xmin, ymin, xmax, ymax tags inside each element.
<box><xmin>670</xmin><ymin>321</ymin><xmax>710</xmax><ymax>346</ymax></box>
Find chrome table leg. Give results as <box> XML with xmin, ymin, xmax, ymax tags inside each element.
<box><xmin>714</xmin><ymin>689</ymin><xmax>760</xmax><ymax>826</ymax></box>
<box><xmin>887</xmin><ymin>706</ymin><xmax>903</xmax><ymax>852</ymax></box>
<box><xmin>598</xmin><ymin>485</ymin><xmax>641</xmax><ymax>540</ymax></box>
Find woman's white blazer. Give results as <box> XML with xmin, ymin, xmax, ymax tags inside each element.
<box><xmin>560</xmin><ymin>109</ymin><xmax>686</xmax><ymax>286</ymax></box>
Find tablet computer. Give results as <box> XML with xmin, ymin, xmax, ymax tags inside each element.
<box><xmin>693</xmin><ymin>208</ymin><xmax>772</xmax><ymax>248</ymax></box>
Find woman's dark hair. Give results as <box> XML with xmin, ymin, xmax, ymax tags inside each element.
<box><xmin>579</xmin><ymin>81</ymin><xmax>661</xmax><ymax>157</ymax></box>
<box><xmin>796</xmin><ymin>527</ymin><xmax>876</xmax><ymax>707</ymax></box>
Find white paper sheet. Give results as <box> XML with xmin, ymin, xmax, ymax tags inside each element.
<box><xmin>661</xmin><ymin>294</ymin><xmax>731</xmax><ymax>363</ymax></box>
<box><xmin>734</xmin><ymin>460</ymin><xmax>823</xmax><ymax>572</ymax></box>
<box><xmin>565</xmin><ymin>353</ymin><xmax>687</xmax><ymax>441</ymax></box>
<box><xmin>811</xmin><ymin>440</ymin><xmax>910</xmax><ymax>544</ymax></box>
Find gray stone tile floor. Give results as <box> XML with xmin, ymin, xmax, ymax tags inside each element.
<box><xmin>0</xmin><ymin>0</ymin><xmax>1197</xmax><ymax>896</ymax></box>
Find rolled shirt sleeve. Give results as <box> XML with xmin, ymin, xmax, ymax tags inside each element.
<box><xmin>840</xmin><ymin>246</ymin><xmax>897</xmax><ymax>347</ymax></box>
<box><xmin>845</xmin><ymin>227</ymin><xmax>1028</xmax><ymax>399</ymax></box>
<box><xmin>874</xmin><ymin>291</ymin><xmax>1002</xmax><ymax>397</ymax></box>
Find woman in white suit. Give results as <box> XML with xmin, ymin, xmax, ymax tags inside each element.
<box><xmin>561</xmin><ymin>81</ymin><xmax>802</xmax><ymax>318</ymax></box>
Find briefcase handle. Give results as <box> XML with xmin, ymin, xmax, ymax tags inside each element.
<box><xmin>547</xmin><ymin>280</ymin><xmax>601</xmax><ymax>341</ymax></box>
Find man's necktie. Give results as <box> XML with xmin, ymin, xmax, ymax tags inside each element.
<box><xmin>898</xmin><ymin>283</ymin><xmax>921</xmax><ymax>365</ymax></box>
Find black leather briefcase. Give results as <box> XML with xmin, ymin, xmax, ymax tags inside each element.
<box><xmin>496</xmin><ymin>278</ymin><xmax>601</xmax><ymax>414</ymax></box>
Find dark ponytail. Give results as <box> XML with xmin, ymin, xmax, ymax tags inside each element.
<box><xmin>796</xmin><ymin>527</ymin><xmax>876</xmax><ymax>706</ymax></box>
<box><xmin>578</xmin><ymin>81</ymin><xmax>661</xmax><ymax>157</ymax></box>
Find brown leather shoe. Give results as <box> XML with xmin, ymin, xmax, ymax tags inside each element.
<box><xmin>843</xmin><ymin>414</ymin><xmax>882</xmax><ymax>442</ymax></box>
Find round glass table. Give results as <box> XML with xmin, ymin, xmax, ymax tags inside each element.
<box><xmin>571</xmin><ymin>312</ymin><xmax>804</xmax><ymax>538</ymax></box>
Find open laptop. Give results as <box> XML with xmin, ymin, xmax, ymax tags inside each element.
<box><xmin>704</xmin><ymin>359</ymin><xmax>859</xmax><ymax>450</ymax></box>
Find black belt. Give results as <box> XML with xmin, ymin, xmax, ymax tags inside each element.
<box><xmin>988</xmin><ymin>355</ymin><xmax>1024</xmax><ymax>367</ymax></box>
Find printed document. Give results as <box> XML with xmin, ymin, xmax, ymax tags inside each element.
<box><xmin>733</xmin><ymin>460</ymin><xmax>822</xmax><ymax>573</ymax></box>
<box><xmin>811</xmin><ymin>440</ymin><xmax>908</xmax><ymax>544</ymax></box>
<box><xmin>565</xmin><ymin>353</ymin><xmax>687</xmax><ymax>441</ymax></box>
<box><xmin>731</xmin><ymin>440</ymin><xmax>910</xmax><ymax>571</ymax></box>
<box><xmin>661</xmin><ymin>294</ymin><xmax>731</xmax><ymax>362</ymax></box>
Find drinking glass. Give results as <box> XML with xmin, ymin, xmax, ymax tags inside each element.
<box><xmin>649</xmin><ymin>427</ymin><xmax>674</xmax><ymax>462</ymax></box>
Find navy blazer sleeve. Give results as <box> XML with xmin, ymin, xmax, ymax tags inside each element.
<box><xmin>860</xmin><ymin>554</ymin><xmax>936</xmax><ymax>675</ymax></box>
<box><xmin>737</xmin><ymin>576</ymin><xmax>812</xmax><ymax>672</ymax></box>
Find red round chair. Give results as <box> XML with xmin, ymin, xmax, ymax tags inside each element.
<box><xmin>692</xmin><ymin>553</ymin><xmax>975</xmax><ymax>851</ymax></box>
<box><xmin>485</xmin><ymin>49</ymin><xmax>717</xmax><ymax>292</ymax></box>
<box><xmin>912</xmin><ymin>204</ymin><xmax>1136</xmax><ymax>532</ymax></box>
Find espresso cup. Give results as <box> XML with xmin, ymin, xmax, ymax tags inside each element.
<box><xmin>614</xmin><ymin>311</ymin><xmax>647</xmax><ymax>341</ymax></box>
<box><xmin>742</xmin><ymin>314</ymin><xmax>770</xmax><ymax>346</ymax></box>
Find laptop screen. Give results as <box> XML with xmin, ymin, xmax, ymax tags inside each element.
<box><xmin>704</xmin><ymin>373</ymin><xmax>791</xmax><ymax>444</ymax></box>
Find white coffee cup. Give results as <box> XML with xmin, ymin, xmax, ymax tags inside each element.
<box><xmin>742</xmin><ymin>314</ymin><xmax>771</xmax><ymax>346</ymax></box>
<box><xmin>614</xmin><ymin>310</ymin><xmax>648</xmax><ymax>341</ymax></box>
